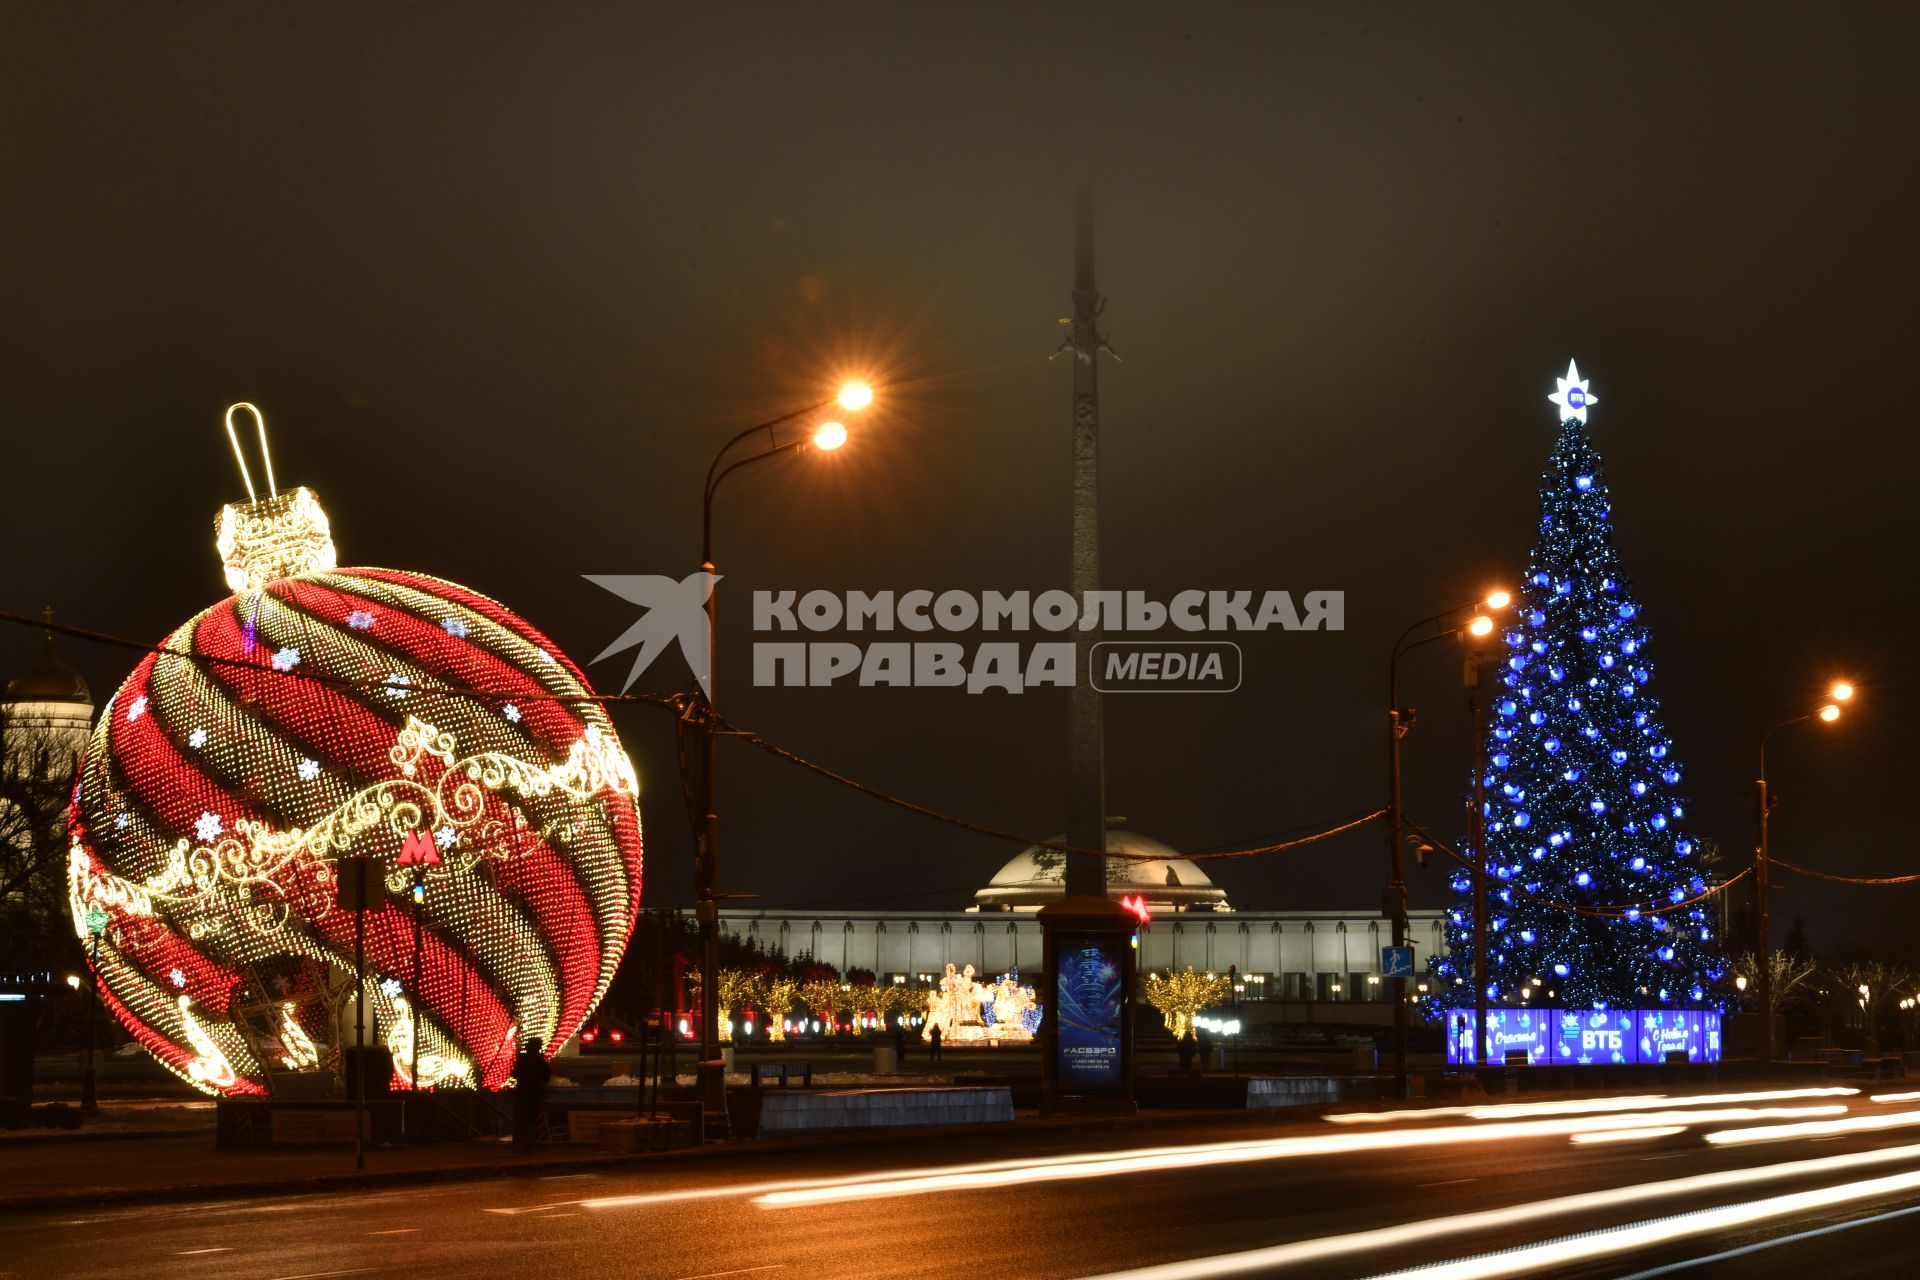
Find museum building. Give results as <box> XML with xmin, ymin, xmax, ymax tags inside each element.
<box><xmin>718</xmin><ymin>824</ymin><xmax>1449</xmax><ymax>1022</ymax></box>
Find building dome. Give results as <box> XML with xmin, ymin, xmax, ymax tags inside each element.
<box><xmin>5</xmin><ymin>635</ymin><xmax>91</xmax><ymax>705</ymax></box>
<box><xmin>974</xmin><ymin>825</ymin><xmax>1229</xmax><ymax>912</ymax></box>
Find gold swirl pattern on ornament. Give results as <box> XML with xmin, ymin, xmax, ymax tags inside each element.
<box><xmin>73</xmin><ymin>716</ymin><xmax>638</xmax><ymax>934</ymax></box>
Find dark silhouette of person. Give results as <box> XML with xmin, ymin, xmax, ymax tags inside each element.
<box><xmin>512</xmin><ymin>1036</ymin><xmax>551</xmax><ymax>1152</ymax></box>
<box><xmin>893</xmin><ymin>1018</ymin><xmax>908</xmax><ymax>1066</ymax></box>
<box><xmin>1178</xmin><ymin>1030</ymin><xmax>1197</xmax><ymax>1070</ymax></box>
<box><xmin>928</xmin><ymin>1022</ymin><xmax>943</xmax><ymax>1061</ymax></box>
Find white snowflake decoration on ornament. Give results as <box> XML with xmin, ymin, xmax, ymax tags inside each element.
<box><xmin>347</xmin><ymin>610</ymin><xmax>376</xmax><ymax>631</ymax></box>
<box><xmin>169</xmin><ymin>967</ymin><xmax>188</xmax><ymax>989</ymax></box>
<box><xmin>442</xmin><ymin>617</ymin><xmax>468</xmax><ymax>639</ymax></box>
<box><xmin>384</xmin><ymin>674</ymin><xmax>411</xmax><ymax>700</ymax></box>
<box><xmin>298</xmin><ymin>758</ymin><xmax>321</xmax><ymax>781</ymax></box>
<box><xmin>270</xmin><ymin>647</ymin><xmax>301</xmax><ymax>671</ymax></box>
<box><xmin>503</xmin><ymin>704</ymin><xmax>521</xmax><ymax>724</ymax></box>
<box><xmin>128</xmin><ymin>695</ymin><xmax>148</xmax><ymax>722</ymax></box>
<box><xmin>1549</xmin><ymin>359</ymin><xmax>1598</xmax><ymax>424</ymax></box>
<box><xmin>194</xmin><ymin>811</ymin><xmax>224</xmax><ymax>843</ymax></box>
<box><xmin>435</xmin><ymin>826</ymin><xmax>458</xmax><ymax>850</ymax></box>
<box><xmin>187</xmin><ymin>727</ymin><xmax>209</xmax><ymax>749</ymax></box>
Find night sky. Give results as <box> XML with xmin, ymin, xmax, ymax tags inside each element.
<box><xmin>4</xmin><ymin>6</ymin><xmax>1915</xmax><ymax>957</ymax></box>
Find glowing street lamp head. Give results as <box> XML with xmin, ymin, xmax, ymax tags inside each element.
<box><xmin>1484</xmin><ymin>590</ymin><xmax>1512</xmax><ymax>610</ymax></box>
<box><xmin>836</xmin><ymin>381</ymin><xmax>874</xmax><ymax>411</ymax></box>
<box><xmin>1818</xmin><ymin>703</ymin><xmax>1842</xmax><ymax>723</ymax></box>
<box><xmin>1830</xmin><ymin>681</ymin><xmax>1855</xmax><ymax>703</ymax></box>
<box><xmin>1467</xmin><ymin>614</ymin><xmax>1496</xmax><ymax>638</ymax></box>
<box><xmin>1736</xmin><ymin>975</ymin><xmax>1748</xmax><ymax>992</ymax></box>
<box><xmin>812</xmin><ymin>421</ymin><xmax>849</xmax><ymax>451</ymax></box>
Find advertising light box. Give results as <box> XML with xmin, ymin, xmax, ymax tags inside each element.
<box><xmin>1446</xmin><ymin>1009</ymin><xmax>1721</xmax><ymax>1065</ymax></box>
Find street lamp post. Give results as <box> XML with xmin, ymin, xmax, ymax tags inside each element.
<box><xmin>79</xmin><ymin>907</ymin><xmax>107</xmax><ymax>1113</ymax></box>
<box><xmin>1755</xmin><ymin>680</ymin><xmax>1853</xmax><ymax>1065</ymax></box>
<box><xmin>1386</xmin><ymin>591</ymin><xmax>1508</xmax><ymax>1090</ymax></box>
<box><xmin>411</xmin><ymin>871</ymin><xmax>426</xmax><ymax>1094</ymax></box>
<box><xmin>693</xmin><ymin>383</ymin><xmax>871</xmax><ymax>1105</ymax></box>
<box><xmin>1231</xmin><ymin>968</ymin><xmax>1242</xmax><ymax>1077</ymax></box>
<box><xmin>1462</xmin><ymin>629</ymin><xmax>1497</xmax><ymax>1067</ymax></box>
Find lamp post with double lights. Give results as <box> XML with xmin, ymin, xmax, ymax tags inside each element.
<box><xmin>1755</xmin><ymin>680</ymin><xmax>1854</xmax><ymax>1064</ymax></box>
<box><xmin>692</xmin><ymin>381</ymin><xmax>873</xmax><ymax>1104</ymax></box>
<box><xmin>1386</xmin><ymin>590</ymin><xmax>1510</xmax><ymax>1089</ymax></box>
<box><xmin>1460</xmin><ymin>614</ymin><xmax>1506</xmax><ymax>1066</ymax></box>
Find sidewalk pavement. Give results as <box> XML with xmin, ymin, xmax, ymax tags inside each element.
<box><xmin>0</xmin><ymin>1126</ymin><xmax>664</xmax><ymax>1212</ymax></box>
<box><xmin>0</xmin><ymin>1098</ymin><xmax>1266</xmax><ymax>1213</ymax></box>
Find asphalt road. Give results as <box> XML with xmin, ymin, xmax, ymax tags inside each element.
<box><xmin>8</xmin><ymin>1093</ymin><xmax>1920</xmax><ymax>1279</ymax></box>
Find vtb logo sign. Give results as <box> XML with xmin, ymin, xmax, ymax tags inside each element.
<box><xmin>585</xmin><ymin>572</ymin><xmax>721</xmax><ymax>698</ymax></box>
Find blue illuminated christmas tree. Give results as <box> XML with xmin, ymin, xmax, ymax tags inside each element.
<box><xmin>1433</xmin><ymin>362</ymin><xmax>1724</xmax><ymax>1012</ymax></box>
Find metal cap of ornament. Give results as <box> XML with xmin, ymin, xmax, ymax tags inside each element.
<box><xmin>214</xmin><ymin>403</ymin><xmax>338</xmax><ymax>592</ymax></box>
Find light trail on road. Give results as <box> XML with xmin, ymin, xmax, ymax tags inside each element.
<box><xmin>1078</xmin><ymin>1142</ymin><xmax>1920</xmax><ymax>1279</ymax></box>
<box><xmin>1704</xmin><ymin>1107</ymin><xmax>1920</xmax><ymax>1146</ymax></box>
<box><xmin>1357</xmin><ymin>1167</ymin><xmax>1920</xmax><ymax>1280</ymax></box>
<box><xmin>1323</xmin><ymin>1086</ymin><xmax>1858</xmax><ymax>1126</ymax></box>
<box><xmin>1568</xmin><ymin>1125</ymin><xmax>1686</xmax><ymax>1145</ymax></box>
<box><xmin>747</xmin><ymin>1106</ymin><xmax>1846</xmax><ymax>1208</ymax></box>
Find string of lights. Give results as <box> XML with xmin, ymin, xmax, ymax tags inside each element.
<box><xmin>727</xmin><ymin>723</ymin><xmax>1382</xmax><ymax>862</ymax></box>
<box><xmin>1407</xmin><ymin>821</ymin><xmax>1749</xmax><ymax>920</ymax></box>
<box><xmin>6</xmin><ymin>604</ymin><xmax>1848</xmax><ymax>923</ymax></box>
<box><xmin>5</xmin><ymin>606</ymin><xmax>1382</xmax><ymax>868</ymax></box>
<box><xmin>1548</xmin><ymin>866</ymin><xmax>1753</xmax><ymax>920</ymax></box>
<box><xmin>1770</xmin><ymin>856</ymin><xmax>1920</xmax><ymax>887</ymax></box>
<box><xmin>0</xmin><ymin>608</ymin><xmax>682</xmax><ymax>713</ymax></box>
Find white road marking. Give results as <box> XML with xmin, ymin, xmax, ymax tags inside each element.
<box><xmin>176</xmin><ymin>1248</ymin><xmax>231</xmax><ymax>1255</ymax></box>
<box><xmin>368</xmin><ymin>1229</ymin><xmax>419</xmax><ymax>1235</ymax></box>
<box><xmin>265</xmin><ymin>1271</ymin><xmax>376</xmax><ymax>1280</ymax></box>
<box><xmin>1416</xmin><ymin>1178</ymin><xmax>1476</xmax><ymax>1188</ymax></box>
<box><xmin>673</xmin><ymin>1267</ymin><xmax>786</xmax><ymax>1280</ymax></box>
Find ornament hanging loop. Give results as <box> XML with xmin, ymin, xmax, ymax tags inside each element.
<box><xmin>223</xmin><ymin>402</ymin><xmax>279</xmax><ymax>501</ymax></box>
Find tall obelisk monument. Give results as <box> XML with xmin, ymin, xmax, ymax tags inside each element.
<box><xmin>1060</xmin><ymin>187</ymin><xmax>1112</xmax><ymax>900</ymax></box>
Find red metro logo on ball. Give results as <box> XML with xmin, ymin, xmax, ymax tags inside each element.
<box><xmin>64</xmin><ymin>405</ymin><xmax>643</xmax><ymax>1096</ymax></box>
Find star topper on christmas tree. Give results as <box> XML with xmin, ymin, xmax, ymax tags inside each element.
<box><xmin>1548</xmin><ymin>359</ymin><xmax>1598</xmax><ymax>424</ymax></box>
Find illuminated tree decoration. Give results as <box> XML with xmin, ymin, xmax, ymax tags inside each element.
<box><xmin>66</xmin><ymin>419</ymin><xmax>642</xmax><ymax>1097</ymax></box>
<box><xmin>1143</xmin><ymin>967</ymin><xmax>1229</xmax><ymax>1040</ymax></box>
<box><xmin>1431</xmin><ymin>363</ymin><xmax>1722</xmax><ymax>1014</ymax></box>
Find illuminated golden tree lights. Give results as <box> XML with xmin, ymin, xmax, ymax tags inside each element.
<box><xmin>1145</xmin><ymin>967</ymin><xmax>1231</xmax><ymax>1040</ymax></box>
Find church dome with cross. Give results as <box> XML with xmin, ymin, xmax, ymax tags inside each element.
<box><xmin>3</xmin><ymin>621</ymin><xmax>95</xmax><ymax>771</ymax></box>
<box><xmin>973</xmin><ymin>824</ymin><xmax>1230</xmax><ymax>913</ymax></box>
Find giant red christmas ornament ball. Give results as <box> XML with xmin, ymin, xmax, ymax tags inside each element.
<box><xmin>67</xmin><ymin>411</ymin><xmax>643</xmax><ymax>1095</ymax></box>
